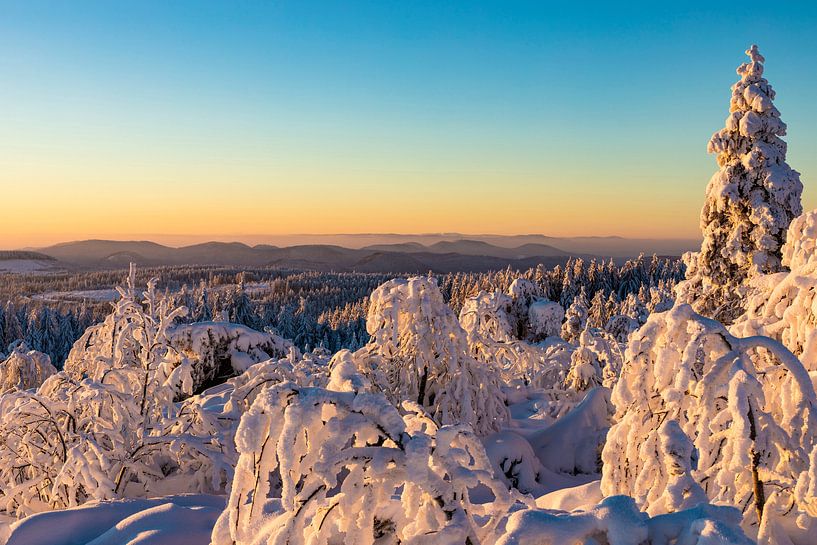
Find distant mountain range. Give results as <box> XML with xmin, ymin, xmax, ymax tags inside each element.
<box><xmin>14</xmin><ymin>235</ymin><xmax>699</xmax><ymax>274</ymax></box>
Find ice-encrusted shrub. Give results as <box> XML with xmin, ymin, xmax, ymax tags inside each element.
<box><xmin>211</xmin><ymin>380</ymin><xmax>520</xmax><ymax>545</ymax></box>
<box><xmin>458</xmin><ymin>288</ymin><xmax>572</xmax><ymax>394</ymax></box>
<box><xmin>0</xmin><ymin>345</ymin><xmax>57</xmax><ymax>393</ymax></box>
<box><xmin>458</xmin><ymin>290</ymin><xmax>515</xmax><ymax>343</ymax></box>
<box><xmin>0</xmin><ymin>370</ymin><xmax>231</xmax><ymax>516</ymax></box>
<box><xmin>355</xmin><ymin>277</ymin><xmax>508</xmax><ymax>435</ymax></box>
<box><xmin>732</xmin><ymin>208</ymin><xmax>817</xmax><ymax>370</ymax></box>
<box><xmin>0</xmin><ymin>270</ymin><xmax>238</xmax><ymax>516</ymax></box>
<box><xmin>602</xmin><ymin>303</ymin><xmax>817</xmax><ymax>543</ymax></box>
<box><xmin>680</xmin><ymin>45</ymin><xmax>803</xmax><ymax>323</ymax></box>
<box><xmin>65</xmin><ymin>271</ymin><xmax>292</xmax><ymax>396</ymax></box>
<box><xmin>213</xmin><ymin>375</ymin><xmax>753</xmax><ymax>545</ymax></box>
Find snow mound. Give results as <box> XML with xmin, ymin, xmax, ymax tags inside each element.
<box><xmin>3</xmin><ymin>495</ymin><xmax>223</xmax><ymax>545</ymax></box>
<box><xmin>527</xmin><ymin>387</ymin><xmax>612</xmax><ymax>475</ymax></box>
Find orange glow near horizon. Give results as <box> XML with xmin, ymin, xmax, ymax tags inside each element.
<box><xmin>1</xmin><ymin>167</ymin><xmax>708</xmax><ymax>249</ymax></box>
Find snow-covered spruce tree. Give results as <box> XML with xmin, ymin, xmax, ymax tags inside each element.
<box><xmin>526</xmin><ymin>298</ymin><xmax>563</xmax><ymax>342</ymax></box>
<box><xmin>602</xmin><ymin>303</ymin><xmax>817</xmax><ymax>543</ymax></box>
<box><xmin>680</xmin><ymin>45</ymin><xmax>803</xmax><ymax>323</ymax></box>
<box><xmin>506</xmin><ymin>278</ymin><xmax>540</xmax><ymax>338</ymax></box>
<box><xmin>561</xmin><ymin>288</ymin><xmax>588</xmax><ymax>344</ymax></box>
<box><xmin>564</xmin><ymin>328</ymin><xmax>603</xmax><ymax>392</ymax></box>
<box><xmin>732</xmin><ymin>209</ymin><xmax>817</xmax><ymax>370</ymax></box>
<box><xmin>354</xmin><ymin>277</ymin><xmax>508</xmax><ymax>435</ymax></box>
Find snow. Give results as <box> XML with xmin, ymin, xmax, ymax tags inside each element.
<box><xmin>0</xmin><ymin>260</ymin><xmax>58</xmax><ymax>274</ymax></box>
<box><xmin>2</xmin><ymin>495</ymin><xmax>223</xmax><ymax>545</ymax></box>
<box><xmin>527</xmin><ymin>387</ymin><xmax>611</xmax><ymax>475</ymax></box>
<box><xmin>535</xmin><ymin>480</ymin><xmax>604</xmax><ymax>511</ymax></box>
<box><xmin>33</xmin><ymin>290</ymin><xmax>120</xmax><ymax>303</ymax></box>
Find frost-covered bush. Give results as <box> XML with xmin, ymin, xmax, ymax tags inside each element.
<box><xmin>66</xmin><ymin>311</ymin><xmax>292</xmax><ymax>396</ymax></box>
<box><xmin>458</xmin><ymin>290</ymin><xmax>515</xmax><ymax>343</ymax></box>
<box><xmin>0</xmin><ymin>370</ymin><xmax>232</xmax><ymax>517</ymax></box>
<box><xmin>527</xmin><ymin>299</ymin><xmax>564</xmax><ymax>341</ymax></box>
<box><xmin>0</xmin><ymin>270</ymin><xmax>238</xmax><ymax>517</ymax></box>
<box><xmin>458</xmin><ymin>288</ymin><xmax>568</xmax><ymax>390</ymax></box>
<box><xmin>680</xmin><ymin>45</ymin><xmax>803</xmax><ymax>323</ymax></box>
<box><xmin>603</xmin><ymin>303</ymin><xmax>817</xmax><ymax>543</ymax></box>
<box><xmin>0</xmin><ymin>345</ymin><xmax>56</xmax><ymax>393</ymax></box>
<box><xmin>355</xmin><ymin>277</ymin><xmax>508</xmax><ymax>435</ymax></box>
<box><xmin>459</xmin><ymin>282</ymin><xmax>563</xmax><ymax>345</ymax></box>
<box><xmin>732</xmin><ymin>209</ymin><xmax>817</xmax><ymax>370</ymax></box>
<box><xmin>213</xmin><ymin>374</ymin><xmax>752</xmax><ymax>545</ymax></box>
<box><xmin>212</xmin><ymin>379</ymin><xmax>521</xmax><ymax>545</ymax></box>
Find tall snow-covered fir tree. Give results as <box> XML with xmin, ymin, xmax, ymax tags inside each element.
<box><xmin>680</xmin><ymin>45</ymin><xmax>803</xmax><ymax>323</ymax></box>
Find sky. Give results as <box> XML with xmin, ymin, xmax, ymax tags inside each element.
<box><xmin>1</xmin><ymin>1</ymin><xmax>816</xmax><ymax>248</ymax></box>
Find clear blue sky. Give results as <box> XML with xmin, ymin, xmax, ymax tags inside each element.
<box><xmin>1</xmin><ymin>1</ymin><xmax>816</xmax><ymax>246</ymax></box>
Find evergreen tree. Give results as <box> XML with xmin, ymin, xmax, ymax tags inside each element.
<box><xmin>681</xmin><ymin>45</ymin><xmax>803</xmax><ymax>323</ymax></box>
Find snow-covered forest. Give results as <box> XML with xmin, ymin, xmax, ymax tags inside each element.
<box><xmin>1</xmin><ymin>45</ymin><xmax>815</xmax><ymax>545</ymax></box>
<box><xmin>0</xmin><ymin>255</ymin><xmax>683</xmax><ymax>367</ymax></box>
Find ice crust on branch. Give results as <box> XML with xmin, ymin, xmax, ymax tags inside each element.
<box><xmin>680</xmin><ymin>45</ymin><xmax>803</xmax><ymax>323</ymax></box>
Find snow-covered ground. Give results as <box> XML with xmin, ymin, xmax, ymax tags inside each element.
<box><xmin>33</xmin><ymin>289</ymin><xmax>120</xmax><ymax>303</ymax></box>
<box><xmin>0</xmin><ymin>260</ymin><xmax>61</xmax><ymax>274</ymax></box>
<box><xmin>2</xmin><ymin>495</ymin><xmax>223</xmax><ymax>545</ymax></box>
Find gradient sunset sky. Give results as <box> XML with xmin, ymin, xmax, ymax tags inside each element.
<box><xmin>2</xmin><ymin>1</ymin><xmax>816</xmax><ymax>248</ymax></box>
